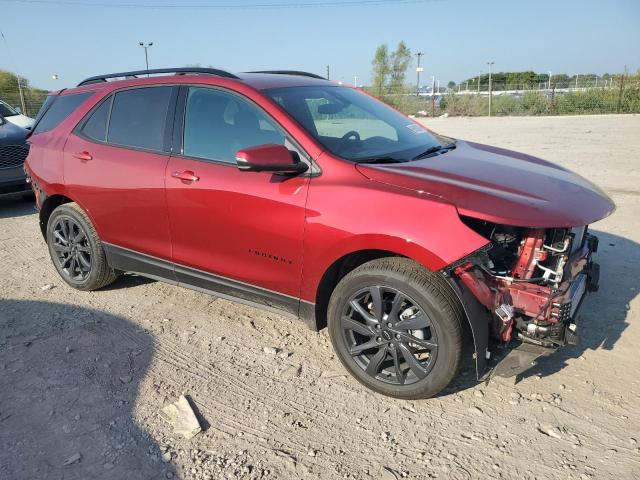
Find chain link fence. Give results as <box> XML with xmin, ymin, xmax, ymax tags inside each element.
<box><xmin>0</xmin><ymin>88</ymin><xmax>49</xmax><ymax>118</ymax></box>
<box><xmin>380</xmin><ymin>73</ymin><xmax>640</xmax><ymax>117</ymax></box>
<box><xmin>2</xmin><ymin>74</ymin><xmax>639</xmax><ymax>120</ymax></box>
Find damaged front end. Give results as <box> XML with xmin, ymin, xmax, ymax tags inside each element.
<box><xmin>444</xmin><ymin>219</ymin><xmax>601</xmax><ymax>379</ymax></box>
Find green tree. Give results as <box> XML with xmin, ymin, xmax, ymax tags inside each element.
<box><xmin>389</xmin><ymin>41</ymin><xmax>411</xmax><ymax>93</ymax></box>
<box><xmin>371</xmin><ymin>44</ymin><xmax>391</xmax><ymax>96</ymax></box>
<box><xmin>0</xmin><ymin>69</ymin><xmax>48</xmax><ymax>116</ymax></box>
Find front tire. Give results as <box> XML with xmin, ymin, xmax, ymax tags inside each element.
<box><xmin>327</xmin><ymin>258</ymin><xmax>464</xmax><ymax>399</ymax></box>
<box><xmin>46</xmin><ymin>202</ymin><xmax>117</xmax><ymax>291</ymax></box>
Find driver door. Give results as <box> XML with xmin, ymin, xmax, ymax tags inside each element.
<box><xmin>165</xmin><ymin>86</ymin><xmax>310</xmax><ymax>315</ymax></box>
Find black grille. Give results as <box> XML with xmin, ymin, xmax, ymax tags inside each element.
<box><xmin>0</xmin><ymin>144</ymin><xmax>29</xmax><ymax>170</ymax></box>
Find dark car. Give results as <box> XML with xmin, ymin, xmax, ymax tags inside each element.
<box><xmin>0</xmin><ymin>114</ymin><xmax>30</xmax><ymax>196</ymax></box>
<box><xmin>24</xmin><ymin>68</ymin><xmax>613</xmax><ymax>399</ymax></box>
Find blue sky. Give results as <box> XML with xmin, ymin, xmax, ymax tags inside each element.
<box><xmin>1</xmin><ymin>0</ymin><xmax>639</xmax><ymax>90</ymax></box>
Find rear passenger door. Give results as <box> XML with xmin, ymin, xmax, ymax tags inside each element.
<box><xmin>64</xmin><ymin>86</ymin><xmax>176</xmax><ymax>266</ymax></box>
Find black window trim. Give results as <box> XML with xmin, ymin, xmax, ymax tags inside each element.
<box><xmin>171</xmin><ymin>84</ymin><xmax>319</xmax><ymax>175</ymax></box>
<box><xmin>73</xmin><ymin>84</ymin><xmax>179</xmax><ymax>156</ymax></box>
<box><xmin>31</xmin><ymin>90</ymin><xmax>95</xmax><ymax>136</ymax></box>
<box><xmin>74</xmin><ymin>94</ymin><xmax>113</xmax><ymax>143</ymax></box>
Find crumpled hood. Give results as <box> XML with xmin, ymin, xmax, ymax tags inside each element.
<box><xmin>356</xmin><ymin>140</ymin><xmax>615</xmax><ymax>228</ymax></box>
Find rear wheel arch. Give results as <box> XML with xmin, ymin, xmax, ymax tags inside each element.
<box><xmin>39</xmin><ymin>194</ymin><xmax>73</xmax><ymax>239</ymax></box>
<box><xmin>46</xmin><ymin>202</ymin><xmax>118</xmax><ymax>290</ymax></box>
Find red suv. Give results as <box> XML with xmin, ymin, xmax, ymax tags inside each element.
<box><xmin>25</xmin><ymin>68</ymin><xmax>614</xmax><ymax>399</ymax></box>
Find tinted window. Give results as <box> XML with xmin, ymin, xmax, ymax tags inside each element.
<box><xmin>32</xmin><ymin>92</ymin><xmax>93</xmax><ymax>135</ymax></box>
<box><xmin>33</xmin><ymin>95</ymin><xmax>56</xmax><ymax>124</ymax></box>
<box><xmin>0</xmin><ymin>101</ymin><xmax>17</xmax><ymax>117</ymax></box>
<box><xmin>107</xmin><ymin>87</ymin><xmax>173</xmax><ymax>151</ymax></box>
<box><xmin>80</xmin><ymin>96</ymin><xmax>112</xmax><ymax>142</ymax></box>
<box><xmin>183</xmin><ymin>87</ymin><xmax>285</xmax><ymax>164</ymax></box>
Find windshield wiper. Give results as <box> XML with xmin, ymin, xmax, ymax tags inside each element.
<box><xmin>356</xmin><ymin>157</ymin><xmax>408</xmax><ymax>164</ymax></box>
<box><xmin>413</xmin><ymin>142</ymin><xmax>456</xmax><ymax>160</ymax></box>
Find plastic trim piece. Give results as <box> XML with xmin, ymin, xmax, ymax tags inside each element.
<box><xmin>102</xmin><ymin>242</ymin><xmax>314</xmax><ymax>324</ymax></box>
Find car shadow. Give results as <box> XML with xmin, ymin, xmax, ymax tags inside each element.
<box><xmin>0</xmin><ymin>299</ymin><xmax>177</xmax><ymax>479</ymax></box>
<box><xmin>441</xmin><ymin>230</ymin><xmax>638</xmax><ymax>394</ymax></box>
<box><xmin>0</xmin><ymin>193</ymin><xmax>36</xmax><ymax>219</ymax></box>
<box><xmin>100</xmin><ymin>273</ymin><xmax>157</xmax><ymax>290</ymax></box>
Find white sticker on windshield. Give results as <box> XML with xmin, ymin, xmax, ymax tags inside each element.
<box><xmin>406</xmin><ymin>123</ymin><xmax>428</xmax><ymax>135</ymax></box>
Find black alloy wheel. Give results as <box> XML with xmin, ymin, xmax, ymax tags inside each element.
<box><xmin>51</xmin><ymin>215</ymin><xmax>93</xmax><ymax>282</ymax></box>
<box><xmin>328</xmin><ymin>258</ymin><xmax>464</xmax><ymax>399</ymax></box>
<box><xmin>341</xmin><ymin>286</ymin><xmax>438</xmax><ymax>386</ymax></box>
<box><xmin>46</xmin><ymin>202</ymin><xmax>118</xmax><ymax>291</ymax></box>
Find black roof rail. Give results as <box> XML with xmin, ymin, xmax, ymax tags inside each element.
<box><xmin>77</xmin><ymin>67</ymin><xmax>240</xmax><ymax>86</ymax></box>
<box><xmin>247</xmin><ymin>70</ymin><xmax>327</xmax><ymax>80</ymax></box>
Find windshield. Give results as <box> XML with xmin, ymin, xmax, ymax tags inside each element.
<box><xmin>0</xmin><ymin>101</ymin><xmax>18</xmax><ymax>117</ymax></box>
<box><xmin>264</xmin><ymin>85</ymin><xmax>446</xmax><ymax>162</ymax></box>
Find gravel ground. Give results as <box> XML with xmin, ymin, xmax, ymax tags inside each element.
<box><xmin>1</xmin><ymin>114</ymin><xmax>639</xmax><ymax>480</ymax></box>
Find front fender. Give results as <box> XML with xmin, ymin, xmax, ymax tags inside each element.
<box><xmin>300</xmin><ymin>173</ymin><xmax>490</xmax><ymax>302</ymax></box>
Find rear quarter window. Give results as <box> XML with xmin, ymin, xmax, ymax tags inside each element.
<box><xmin>79</xmin><ymin>96</ymin><xmax>113</xmax><ymax>142</ymax></box>
<box><xmin>32</xmin><ymin>92</ymin><xmax>93</xmax><ymax>135</ymax></box>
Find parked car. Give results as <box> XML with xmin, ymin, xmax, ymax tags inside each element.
<box><xmin>24</xmin><ymin>68</ymin><xmax>614</xmax><ymax>399</ymax></box>
<box><xmin>0</xmin><ymin>113</ymin><xmax>30</xmax><ymax>196</ymax></box>
<box><xmin>0</xmin><ymin>100</ymin><xmax>35</xmax><ymax>130</ymax></box>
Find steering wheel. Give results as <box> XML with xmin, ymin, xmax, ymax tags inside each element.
<box><xmin>337</xmin><ymin>130</ymin><xmax>361</xmax><ymax>151</ymax></box>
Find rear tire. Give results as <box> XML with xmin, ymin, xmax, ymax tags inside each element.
<box><xmin>46</xmin><ymin>202</ymin><xmax>118</xmax><ymax>291</ymax></box>
<box><xmin>327</xmin><ymin>257</ymin><xmax>464</xmax><ymax>399</ymax></box>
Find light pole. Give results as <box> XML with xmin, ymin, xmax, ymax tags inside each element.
<box><xmin>415</xmin><ymin>52</ymin><xmax>424</xmax><ymax>96</ymax></box>
<box><xmin>548</xmin><ymin>71</ymin><xmax>552</xmax><ymax>90</ymax></box>
<box><xmin>139</xmin><ymin>42</ymin><xmax>153</xmax><ymax>71</ymax></box>
<box><xmin>16</xmin><ymin>76</ymin><xmax>26</xmax><ymax>116</ymax></box>
<box><xmin>487</xmin><ymin>61</ymin><xmax>494</xmax><ymax>117</ymax></box>
<box><xmin>431</xmin><ymin>75</ymin><xmax>435</xmax><ymax>117</ymax></box>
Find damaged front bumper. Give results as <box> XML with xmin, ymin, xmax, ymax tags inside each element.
<box><xmin>443</xmin><ymin>229</ymin><xmax>601</xmax><ymax>380</ymax></box>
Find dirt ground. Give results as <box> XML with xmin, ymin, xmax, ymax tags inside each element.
<box><xmin>1</xmin><ymin>114</ymin><xmax>639</xmax><ymax>480</ymax></box>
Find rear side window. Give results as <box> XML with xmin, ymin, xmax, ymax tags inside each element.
<box><xmin>32</xmin><ymin>92</ymin><xmax>93</xmax><ymax>135</ymax></box>
<box><xmin>107</xmin><ymin>87</ymin><xmax>173</xmax><ymax>151</ymax></box>
<box><xmin>32</xmin><ymin>95</ymin><xmax>56</xmax><ymax>124</ymax></box>
<box><xmin>80</xmin><ymin>96</ymin><xmax>112</xmax><ymax>142</ymax></box>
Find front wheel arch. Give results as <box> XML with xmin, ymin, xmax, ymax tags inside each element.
<box><xmin>311</xmin><ymin>250</ymin><xmax>402</xmax><ymax>331</ymax></box>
